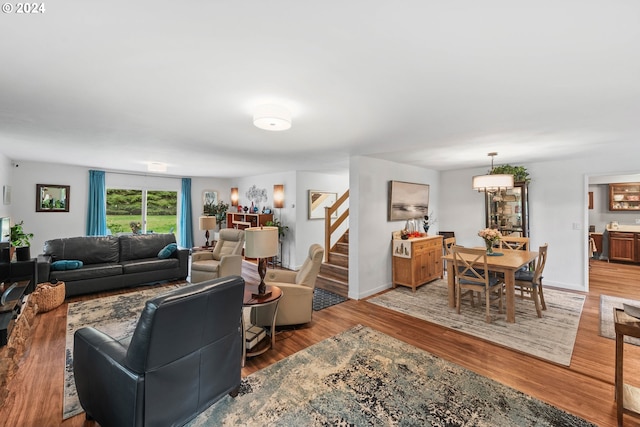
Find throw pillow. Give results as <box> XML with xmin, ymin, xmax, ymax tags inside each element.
<box><xmin>51</xmin><ymin>260</ymin><xmax>84</xmax><ymax>271</ymax></box>
<box><xmin>158</xmin><ymin>243</ymin><xmax>178</xmax><ymax>259</ymax></box>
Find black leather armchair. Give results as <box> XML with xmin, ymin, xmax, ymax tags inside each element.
<box><xmin>73</xmin><ymin>276</ymin><xmax>245</xmax><ymax>427</ymax></box>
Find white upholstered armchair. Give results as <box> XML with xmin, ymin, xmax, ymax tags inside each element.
<box><xmin>251</xmin><ymin>243</ymin><xmax>324</xmax><ymax>327</ymax></box>
<box><xmin>190</xmin><ymin>229</ymin><xmax>244</xmax><ymax>283</ymax></box>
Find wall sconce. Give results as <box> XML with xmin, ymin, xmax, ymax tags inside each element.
<box><xmin>230</xmin><ymin>187</ymin><xmax>239</xmax><ymax>207</ymax></box>
<box><xmin>273</xmin><ymin>184</ymin><xmax>284</xmax><ymax>209</ymax></box>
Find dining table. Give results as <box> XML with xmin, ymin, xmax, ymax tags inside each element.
<box><xmin>442</xmin><ymin>248</ymin><xmax>539</xmax><ymax>323</ymax></box>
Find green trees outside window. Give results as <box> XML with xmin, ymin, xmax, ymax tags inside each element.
<box><xmin>106</xmin><ymin>189</ymin><xmax>177</xmax><ymax>235</ymax></box>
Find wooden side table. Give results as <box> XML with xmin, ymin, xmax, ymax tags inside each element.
<box><xmin>614</xmin><ymin>308</ymin><xmax>640</xmax><ymax>426</ymax></box>
<box><xmin>241</xmin><ymin>285</ymin><xmax>282</xmax><ymax>365</ymax></box>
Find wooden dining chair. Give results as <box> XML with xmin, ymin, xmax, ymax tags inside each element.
<box><xmin>500</xmin><ymin>236</ymin><xmax>530</xmax><ymax>251</ymax></box>
<box><xmin>441</xmin><ymin>237</ymin><xmax>457</xmax><ymax>278</ymax></box>
<box><xmin>514</xmin><ymin>243</ymin><xmax>548</xmax><ymax>317</ymax></box>
<box><xmin>452</xmin><ymin>246</ymin><xmax>504</xmax><ymax>323</ymax></box>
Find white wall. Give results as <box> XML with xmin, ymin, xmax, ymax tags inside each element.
<box><xmin>10</xmin><ymin>161</ymin><xmax>88</xmax><ymax>252</ymax></box>
<box><xmin>350</xmin><ymin>156</ymin><xmax>440</xmax><ymax>299</ymax></box>
<box><xmin>0</xmin><ymin>153</ymin><xmax>12</xmax><ymax>219</ymax></box>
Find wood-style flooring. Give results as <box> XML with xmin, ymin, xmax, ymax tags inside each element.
<box><xmin>2</xmin><ymin>259</ymin><xmax>640</xmax><ymax>427</ymax></box>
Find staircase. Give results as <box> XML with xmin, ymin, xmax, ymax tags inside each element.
<box><xmin>316</xmin><ymin>230</ymin><xmax>349</xmax><ymax>298</ymax></box>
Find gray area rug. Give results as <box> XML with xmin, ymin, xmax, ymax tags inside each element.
<box><xmin>64</xmin><ymin>284</ymin><xmax>183</xmax><ymax>419</ymax></box>
<box><xmin>313</xmin><ymin>288</ymin><xmax>347</xmax><ymax>311</ymax></box>
<box><xmin>600</xmin><ymin>294</ymin><xmax>640</xmax><ymax>345</ymax></box>
<box><xmin>189</xmin><ymin>325</ymin><xmax>594</xmax><ymax>426</ymax></box>
<box><xmin>367</xmin><ymin>279</ymin><xmax>585</xmax><ymax>366</ymax></box>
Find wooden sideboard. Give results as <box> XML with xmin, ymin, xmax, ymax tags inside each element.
<box><xmin>391</xmin><ymin>234</ymin><xmax>443</xmax><ymax>292</ymax></box>
<box><xmin>226</xmin><ymin>213</ymin><xmax>273</xmax><ymax>230</ymax></box>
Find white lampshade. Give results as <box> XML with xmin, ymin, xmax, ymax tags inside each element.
<box><xmin>253</xmin><ymin>105</ymin><xmax>292</xmax><ymax>131</ymax></box>
<box><xmin>199</xmin><ymin>216</ymin><xmax>217</xmax><ymax>231</ymax></box>
<box><xmin>472</xmin><ymin>174</ymin><xmax>514</xmax><ymax>193</ymax></box>
<box><xmin>244</xmin><ymin>227</ymin><xmax>279</xmax><ymax>258</ymax></box>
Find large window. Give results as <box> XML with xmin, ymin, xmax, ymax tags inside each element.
<box><xmin>106</xmin><ymin>189</ymin><xmax>177</xmax><ymax>235</ymax></box>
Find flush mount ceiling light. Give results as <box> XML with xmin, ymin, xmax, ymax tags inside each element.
<box><xmin>148</xmin><ymin>162</ymin><xmax>167</xmax><ymax>173</ymax></box>
<box><xmin>472</xmin><ymin>152</ymin><xmax>514</xmax><ymax>193</ymax></box>
<box><xmin>253</xmin><ymin>104</ymin><xmax>292</xmax><ymax>131</ymax></box>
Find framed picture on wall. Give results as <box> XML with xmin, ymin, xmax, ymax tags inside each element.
<box><xmin>308</xmin><ymin>190</ymin><xmax>338</xmax><ymax>219</ymax></box>
<box><xmin>36</xmin><ymin>184</ymin><xmax>70</xmax><ymax>212</ymax></box>
<box><xmin>202</xmin><ymin>190</ymin><xmax>218</xmax><ymax>208</ymax></box>
<box><xmin>388</xmin><ymin>180</ymin><xmax>429</xmax><ymax>221</ymax></box>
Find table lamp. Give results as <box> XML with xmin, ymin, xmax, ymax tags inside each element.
<box><xmin>198</xmin><ymin>216</ymin><xmax>217</xmax><ymax>247</ymax></box>
<box><xmin>244</xmin><ymin>226</ymin><xmax>278</xmax><ymax>298</ymax></box>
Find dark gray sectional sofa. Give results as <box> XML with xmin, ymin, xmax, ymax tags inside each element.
<box><xmin>37</xmin><ymin>233</ymin><xmax>189</xmax><ymax>297</ymax></box>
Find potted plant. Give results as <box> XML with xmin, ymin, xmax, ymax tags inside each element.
<box><xmin>265</xmin><ymin>218</ymin><xmax>289</xmax><ymax>240</ymax></box>
<box><xmin>10</xmin><ymin>220</ymin><xmax>34</xmax><ymax>261</ymax></box>
<box><xmin>204</xmin><ymin>200</ymin><xmax>229</xmax><ymax>230</ymax></box>
<box><xmin>490</xmin><ymin>164</ymin><xmax>531</xmax><ymax>183</ymax></box>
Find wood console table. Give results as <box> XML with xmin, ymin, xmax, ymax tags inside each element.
<box><xmin>391</xmin><ymin>234</ymin><xmax>443</xmax><ymax>293</ymax></box>
<box><xmin>614</xmin><ymin>308</ymin><xmax>640</xmax><ymax>426</ymax></box>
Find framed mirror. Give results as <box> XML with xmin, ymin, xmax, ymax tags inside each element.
<box><xmin>308</xmin><ymin>190</ymin><xmax>337</xmax><ymax>219</ymax></box>
<box><xmin>36</xmin><ymin>184</ymin><xmax>70</xmax><ymax>212</ymax></box>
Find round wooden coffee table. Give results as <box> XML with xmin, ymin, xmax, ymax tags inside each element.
<box><xmin>242</xmin><ymin>284</ymin><xmax>282</xmax><ymax>363</ymax></box>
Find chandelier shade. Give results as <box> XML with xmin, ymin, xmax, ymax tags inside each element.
<box><xmin>472</xmin><ymin>174</ymin><xmax>514</xmax><ymax>193</ymax></box>
<box><xmin>472</xmin><ymin>152</ymin><xmax>514</xmax><ymax>193</ymax></box>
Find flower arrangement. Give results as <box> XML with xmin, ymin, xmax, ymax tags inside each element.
<box><xmin>478</xmin><ymin>227</ymin><xmax>502</xmax><ymax>253</ymax></box>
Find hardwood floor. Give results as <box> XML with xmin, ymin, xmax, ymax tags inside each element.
<box><xmin>2</xmin><ymin>260</ymin><xmax>640</xmax><ymax>426</ymax></box>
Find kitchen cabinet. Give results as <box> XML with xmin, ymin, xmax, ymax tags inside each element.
<box><xmin>485</xmin><ymin>181</ymin><xmax>529</xmax><ymax>237</ymax></box>
<box><xmin>610</xmin><ymin>183</ymin><xmax>640</xmax><ymax>211</ymax></box>
<box><xmin>609</xmin><ymin>231</ymin><xmax>636</xmax><ymax>262</ymax></box>
<box><xmin>391</xmin><ymin>235</ymin><xmax>442</xmax><ymax>292</ymax></box>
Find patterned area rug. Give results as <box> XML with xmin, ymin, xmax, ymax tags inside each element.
<box><xmin>367</xmin><ymin>279</ymin><xmax>585</xmax><ymax>366</ymax></box>
<box><xmin>188</xmin><ymin>325</ymin><xmax>594</xmax><ymax>426</ymax></box>
<box><xmin>600</xmin><ymin>294</ymin><xmax>640</xmax><ymax>345</ymax></box>
<box><xmin>313</xmin><ymin>288</ymin><xmax>347</xmax><ymax>311</ymax></box>
<box><xmin>63</xmin><ymin>284</ymin><xmax>183</xmax><ymax>419</ymax></box>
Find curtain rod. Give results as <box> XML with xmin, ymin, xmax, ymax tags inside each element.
<box><xmin>100</xmin><ymin>169</ymin><xmax>186</xmax><ymax>179</ymax></box>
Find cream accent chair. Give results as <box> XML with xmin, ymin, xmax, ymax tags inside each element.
<box><xmin>251</xmin><ymin>244</ymin><xmax>324</xmax><ymax>327</ymax></box>
<box><xmin>190</xmin><ymin>229</ymin><xmax>244</xmax><ymax>283</ymax></box>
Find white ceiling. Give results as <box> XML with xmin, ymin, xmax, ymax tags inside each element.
<box><xmin>1</xmin><ymin>1</ymin><xmax>639</xmax><ymax>177</ymax></box>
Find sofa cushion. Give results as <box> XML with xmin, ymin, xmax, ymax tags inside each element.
<box><xmin>120</xmin><ymin>258</ymin><xmax>179</xmax><ymax>274</ymax></box>
<box><xmin>51</xmin><ymin>260</ymin><xmax>84</xmax><ymax>271</ymax></box>
<box><xmin>119</xmin><ymin>234</ymin><xmax>177</xmax><ymax>262</ymax></box>
<box><xmin>49</xmin><ymin>263</ymin><xmax>123</xmax><ymax>281</ymax></box>
<box><xmin>158</xmin><ymin>243</ymin><xmax>178</xmax><ymax>259</ymax></box>
<box><xmin>43</xmin><ymin>236</ymin><xmax>120</xmax><ymax>264</ymax></box>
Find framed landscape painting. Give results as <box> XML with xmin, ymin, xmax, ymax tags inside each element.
<box><xmin>388</xmin><ymin>180</ymin><xmax>429</xmax><ymax>221</ymax></box>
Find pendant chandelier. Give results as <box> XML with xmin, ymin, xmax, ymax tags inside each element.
<box><xmin>472</xmin><ymin>152</ymin><xmax>514</xmax><ymax>193</ymax></box>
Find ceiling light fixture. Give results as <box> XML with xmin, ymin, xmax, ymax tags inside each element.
<box><xmin>148</xmin><ymin>162</ymin><xmax>167</xmax><ymax>173</ymax></box>
<box><xmin>253</xmin><ymin>104</ymin><xmax>292</xmax><ymax>131</ymax></box>
<box><xmin>472</xmin><ymin>152</ymin><xmax>514</xmax><ymax>193</ymax></box>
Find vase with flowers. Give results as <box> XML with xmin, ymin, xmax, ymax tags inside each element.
<box><xmin>478</xmin><ymin>227</ymin><xmax>502</xmax><ymax>255</ymax></box>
